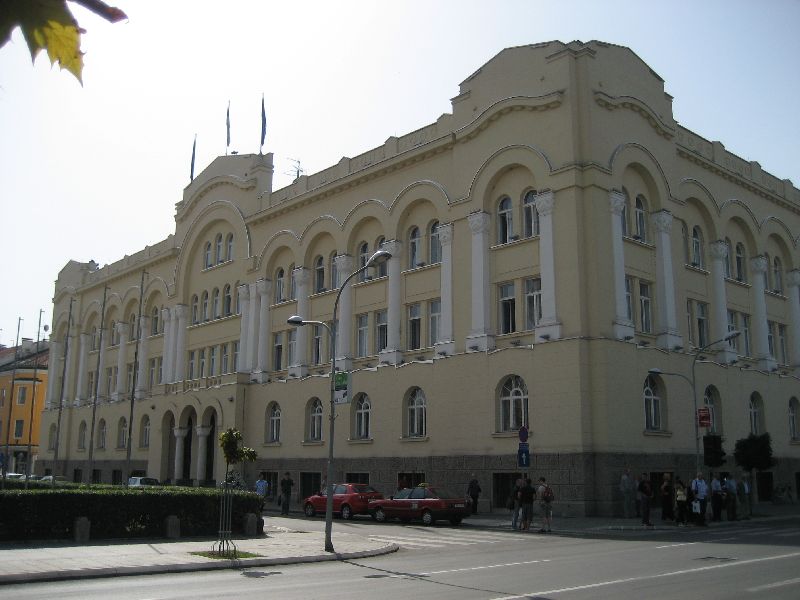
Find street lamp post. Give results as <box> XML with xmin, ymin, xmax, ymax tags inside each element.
<box><xmin>649</xmin><ymin>330</ymin><xmax>740</xmax><ymax>473</ymax></box>
<box><xmin>288</xmin><ymin>248</ymin><xmax>391</xmax><ymax>553</ymax></box>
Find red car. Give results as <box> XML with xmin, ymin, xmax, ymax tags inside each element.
<box><xmin>303</xmin><ymin>483</ymin><xmax>384</xmax><ymax>520</ymax></box>
<box><xmin>368</xmin><ymin>485</ymin><xmax>471</xmax><ymax>525</ymax></box>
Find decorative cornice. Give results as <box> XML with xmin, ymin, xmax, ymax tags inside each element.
<box><xmin>177</xmin><ymin>175</ymin><xmax>257</xmax><ymax>224</ymax></box>
<box><xmin>454</xmin><ymin>92</ymin><xmax>565</xmax><ymax>145</ymax></box>
<box><xmin>594</xmin><ymin>90</ymin><xmax>675</xmax><ymax>140</ymax></box>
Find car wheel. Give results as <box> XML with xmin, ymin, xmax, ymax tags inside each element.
<box><xmin>304</xmin><ymin>503</ymin><xmax>316</xmax><ymax>517</ymax></box>
<box><xmin>422</xmin><ymin>510</ymin><xmax>434</xmax><ymax>526</ymax></box>
<box><xmin>374</xmin><ymin>507</ymin><xmax>387</xmax><ymax>523</ymax></box>
<box><xmin>449</xmin><ymin>516</ymin><xmax>463</xmax><ymax>526</ymax></box>
<box><xmin>341</xmin><ymin>504</ymin><xmax>353</xmax><ymax>520</ymax></box>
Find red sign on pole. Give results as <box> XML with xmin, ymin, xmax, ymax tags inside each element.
<box><xmin>697</xmin><ymin>407</ymin><xmax>712</xmax><ymax>428</ymax></box>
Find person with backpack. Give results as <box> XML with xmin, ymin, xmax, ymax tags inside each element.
<box><xmin>537</xmin><ymin>477</ymin><xmax>554</xmax><ymax>533</ymax></box>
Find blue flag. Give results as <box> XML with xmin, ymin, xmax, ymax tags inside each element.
<box><xmin>260</xmin><ymin>94</ymin><xmax>266</xmax><ymax>152</ymax></box>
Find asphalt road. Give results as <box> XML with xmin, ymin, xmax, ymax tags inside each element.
<box><xmin>7</xmin><ymin>515</ymin><xmax>800</xmax><ymax>599</ymax></box>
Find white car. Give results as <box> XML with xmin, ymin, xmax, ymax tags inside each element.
<box><xmin>3</xmin><ymin>472</ymin><xmax>24</xmax><ymax>480</ymax></box>
<box><xmin>128</xmin><ymin>477</ymin><xmax>160</xmax><ymax>486</ymax></box>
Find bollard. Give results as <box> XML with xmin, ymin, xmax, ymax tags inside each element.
<box><xmin>243</xmin><ymin>513</ymin><xmax>258</xmax><ymax>537</ymax></box>
<box><xmin>164</xmin><ymin>515</ymin><xmax>180</xmax><ymax>539</ymax></box>
<box><xmin>74</xmin><ymin>516</ymin><xmax>90</xmax><ymax>543</ymax></box>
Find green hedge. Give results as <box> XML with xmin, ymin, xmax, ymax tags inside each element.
<box><xmin>0</xmin><ymin>486</ymin><xmax>261</xmax><ymax>541</ymax></box>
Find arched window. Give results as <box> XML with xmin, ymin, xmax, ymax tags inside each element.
<box><xmin>203</xmin><ymin>242</ymin><xmax>212</xmax><ymax>269</ymax></box>
<box><xmin>691</xmin><ymin>226</ymin><xmax>704</xmax><ymax>268</ymax></box>
<box><xmin>704</xmin><ymin>385</ymin><xmax>722</xmax><ymax>434</ymax></box>
<box><xmin>330</xmin><ymin>252</ymin><xmax>339</xmax><ymax>289</ymax></box>
<box><xmin>140</xmin><ymin>415</ymin><xmax>150</xmax><ymax>448</ymax></box>
<box><xmin>215</xmin><ymin>233</ymin><xmax>223</xmax><ymax>264</ymax></box>
<box><xmin>314</xmin><ymin>256</ymin><xmax>325</xmax><ymax>292</ymax></box>
<box><xmin>358</xmin><ymin>242</ymin><xmax>370</xmax><ymax>282</ymax></box>
<box><xmin>375</xmin><ymin>238</ymin><xmax>388</xmax><ymax>277</ymax></box>
<box><xmin>408</xmin><ymin>227</ymin><xmax>421</xmax><ymax>268</ymax></box>
<box><xmin>789</xmin><ymin>398</ymin><xmax>799</xmax><ymax>441</ymax></box>
<box><xmin>308</xmin><ymin>398</ymin><xmax>323</xmax><ymax>441</ymax></box>
<box><xmin>773</xmin><ymin>256</ymin><xmax>783</xmax><ymax>293</ymax></box>
<box><xmin>643</xmin><ymin>375</ymin><xmax>662</xmax><ymax>431</ymax></box>
<box><xmin>749</xmin><ymin>393</ymin><xmax>762</xmax><ymax>435</ymax></box>
<box><xmin>499</xmin><ymin>375</ymin><xmax>528</xmax><ymax>432</ymax></box>
<box><xmin>117</xmin><ymin>417</ymin><xmax>128</xmax><ymax>448</ymax></box>
<box><xmin>406</xmin><ymin>388</ymin><xmax>426</xmax><ymax>438</ymax></box>
<box><xmin>354</xmin><ymin>394</ymin><xmax>371</xmax><ymax>440</ymax></box>
<box><xmin>190</xmin><ymin>295</ymin><xmax>198</xmax><ymax>324</ymax></box>
<box><xmin>150</xmin><ymin>306</ymin><xmax>159</xmax><ymax>335</ymax></box>
<box><xmin>223</xmin><ymin>284</ymin><xmax>232</xmax><ymax>316</ymax></box>
<box><xmin>275</xmin><ymin>268</ymin><xmax>285</xmax><ymax>303</ymax></box>
<box><xmin>226</xmin><ymin>233</ymin><xmax>234</xmax><ymax>261</ymax></box>
<box><xmin>429</xmin><ymin>221</ymin><xmax>441</xmax><ymax>264</ymax></box>
<box><xmin>735</xmin><ymin>243</ymin><xmax>747</xmax><ymax>282</ymax></box>
<box><xmin>523</xmin><ymin>191</ymin><xmax>539</xmax><ymax>238</ymax></box>
<box><xmin>634</xmin><ymin>195</ymin><xmax>647</xmax><ymax>242</ymax></box>
<box><xmin>78</xmin><ymin>421</ymin><xmax>87</xmax><ymax>450</ymax></box>
<box><xmin>267</xmin><ymin>402</ymin><xmax>281</xmax><ymax>443</ymax></box>
<box><xmin>723</xmin><ymin>238</ymin><xmax>733</xmax><ymax>279</ymax></box>
<box><xmin>201</xmin><ymin>291</ymin><xmax>209</xmax><ymax>321</ymax></box>
<box><xmin>48</xmin><ymin>424</ymin><xmax>58</xmax><ymax>450</ymax></box>
<box><xmin>211</xmin><ymin>288</ymin><xmax>220</xmax><ymax>319</ymax></box>
<box><xmin>620</xmin><ymin>189</ymin><xmax>630</xmax><ymax>237</ymax></box>
<box><xmin>497</xmin><ymin>196</ymin><xmax>513</xmax><ymax>244</ymax></box>
<box><xmin>97</xmin><ymin>419</ymin><xmax>106</xmax><ymax>449</ymax></box>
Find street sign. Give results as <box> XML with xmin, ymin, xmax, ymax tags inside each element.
<box><xmin>333</xmin><ymin>371</ymin><xmax>351</xmax><ymax>404</ymax></box>
<box><xmin>518</xmin><ymin>425</ymin><xmax>529</xmax><ymax>443</ymax></box>
<box><xmin>517</xmin><ymin>446</ymin><xmax>530</xmax><ymax>468</ymax></box>
<box><xmin>697</xmin><ymin>407</ymin><xmax>712</xmax><ymax>428</ymax></box>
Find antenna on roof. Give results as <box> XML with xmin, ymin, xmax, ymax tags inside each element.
<box><xmin>286</xmin><ymin>158</ymin><xmax>304</xmax><ymax>181</ymax></box>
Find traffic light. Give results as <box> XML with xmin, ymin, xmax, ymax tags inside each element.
<box><xmin>703</xmin><ymin>435</ymin><xmax>726</xmax><ymax>467</ymax></box>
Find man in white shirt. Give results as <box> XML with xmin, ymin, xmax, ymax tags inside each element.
<box><xmin>691</xmin><ymin>472</ymin><xmax>709</xmax><ymax>526</ymax></box>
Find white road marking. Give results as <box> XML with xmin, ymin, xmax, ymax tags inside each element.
<box><xmin>487</xmin><ymin>551</ymin><xmax>800</xmax><ymax>599</ymax></box>
<box><xmin>655</xmin><ymin>542</ymin><xmax>698</xmax><ymax>549</ymax></box>
<box><xmin>747</xmin><ymin>577</ymin><xmax>800</xmax><ymax>592</ymax></box>
<box><xmin>419</xmin><ymin>559</ymin><xmax>551</xmax><ymax>576</ymax></box>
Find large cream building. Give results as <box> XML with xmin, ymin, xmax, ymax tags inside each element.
<box><xmin>40</xmin><ymin>41</ymin><xmax>800</xmax><ymax>515</ymax></box>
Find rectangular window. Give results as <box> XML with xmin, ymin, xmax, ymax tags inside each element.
<box><xmin>127</xmin><ymin>363</ymin><xmax>135</xmax><ymax>393</ymax></box>
<box><xmin>624</xmin><ymin>276</ymin><xmax>633</xmax><ymax>322</ymax></box>
<box><xmin>639</xmin><ymin>282</ymin><xmax>652</xmax><ymax>333</ymax></box>
<box><xmin>312</xmin><ymin>325</ymin><xmax>322</xmax><ymax>365</ymax></box>
<box><xmin>148</xmin><ymin>358</ymin><xmax>156</xmax><ymax>388</ymax></box>
<box><xmin>209</xmin><ymin>345</ymin><xmax>217</xmax><ymax>376</ymax></box>
<box><xmin>106</xmin><ymin>367</ymin><xmax>114</xmax><ymax>398</ymax></box>
<box><xmin>499</xmin><ymin>282</ymin><xmax>516</xmax><ymax>334</ymax></box>
<box><xmin>16</xmin><ymin>386</ymin><xmax>27</xmax><ymax>404</ymax></box>
<box><xmin>696</xmin><ymin>301</ymin><xmax>708</xmax><ymax>348</ymax></box>
<box><xmin>767</xmin><ymin>321</ymin><xmax>775</xmax><ymax>358</ymax></box>
<box><xmin>524</xmin><ymin>278</ymin><xmax>542</xmax><ymax>330</ymax></box>
<box><xmin>88</xmin><ymin>370</ymin><xmax>95</xmax><ymax>397</ymax></box>
<box><xmin>428</xmin><ymin>299</ymin><xmax>441</xmax><ymax>346</ymax></box>
<box><xmin>740</xmin><ymin>314</ymin><xmax>751</xmax><ymax>356</ymax></box>
<box><xmin>14</xmin><ymin>419</ymin><xmax>24</xmax><ymax>438</ymax></box>
<box><xmin>273</xmin><ymin>333</ymin><xmax>283</xmax><ymax>371</ymax></box>
<box><xmin>375</xmin><ymin>310</ymin><xmax>388</xmax><ymax>353</ymax></box>
<box><xmin>408</xmin><ymin>303</ymin><xmax>421</xmax><ymax>350</ymax></box>
<box><xmin>233</xmin><ymin>341</ymin><xmax>239</xmax><ymax>371</ymax></box>
<box><xmin>221</xmin><ymin>344</ymin><xmax>229</xmax><ymax>374</ymax></box>
<box><xmin>727</xmin><ymin>310</ymin><xmax>738</xmax><ymax>351</ymax></box>
<box><xmin>287</xmin><ymin>329</ymin><xmax>297</xmax><ymax>365</ymax></box>
<box><xmin>188</xmin><ymin>350</ymin><xmax>195</xmax><ymax>380</ymax></box>
<box><xmin>356</xmin><ymin>314</ymin><xmax>368</xmax><ymax>357</ymax></box>
<box><xmin>157</xmin><ymin>357</ymin><xmax>163</xmax><ymax>383</ymax></box>
<box><xmin>778</xmin><ymin>324</ymin><xmax>787</xmax><ymax>364</ymax></box>
<box><xmin>199</xmin><ymin>349</ymin><xmax>206</xmax><ymax>378</ymax></box>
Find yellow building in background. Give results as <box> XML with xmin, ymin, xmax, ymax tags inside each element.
<box><xmin>1</xmin><ymin>339</ymin><xmax>49</xmax><ymax>477</ymax></box>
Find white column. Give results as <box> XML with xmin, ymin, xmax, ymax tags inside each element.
<box><xmin>709</xmin><ymin>241</ymin><xmax>736</xmax><ymax>363</ymax></box>
<box><xmin>237</xmin><ymin>284</ymin><xmax>251</xmax><ymax>372</ymax></box>
<box><xmin>96</xmin><ymin>328</ymin><xmax>107</xmax><ymax>400</ymax></box>
<box><xmin>135</xmin><ymin>315</ymin><xmax>150</xmax><ymax>398</ymax></box>
<box><xmin>609</xmin><ymin>190</ymin><xmax>634</xmax><ymax>340</ymax></box>
<box><xmin>466</xmin><ymin>211</ymin><xmax>494</xmax><ymax>351</ymax></box>
<box><xmin>255</xmin><ymin>279</ymin><xmax>271</xmax><ymax>381</ymax></box>
<box><xmin>379</xmin><ymin>240</ymin><xmax>403</xmax><ymax>365</ymax></box>
<box><xmin>45</xmin><ymin>341</ymin><xmax>62</xmax><ymax>409</ymax></box>
<box><xmin>434</xmin><ymin>223</ymin><xmax>455</xmax><ymax>356</ymax></box>
<box><xmin>113</xmin><ymin>322</ymin><xmax>128</xmax><ymax>401</ymax></box>
<box><xmin>750</xmin><ymin>256</ymin><xmax>776</xmax><ymax>371</ymax></box>
<box><xmin>786</xmin><ymin>270</ymin><xmax>800</xmax><ymax>370</ymax></box>
<box><xmin>247</xmin><ymin>281</ymin><xmax>261</xmax><ymax>373</ymax></box>
<box><xmin>534</xmin><ymin>190</ymin><xmax>562</xmax><ymax>341</ymax></box>
<box><xmin>75</xmin><ymin>332</ymin><xmax>90</xmax><ymax>406</ymax></box>
<box><xmin>161</xmin><ymin>308</ymin><xmax>172</xmax><ymax>384</ymax></box>
<box><xmin>290</xmin><ymin>268</ymin><xmax>310</xmax><ymax>377</ymax></box>
<box><xmin>195</xmin><ymin>425</ymin><xmax>211</xmax><ymax>483</ymax></box>
<box><xmin>174</xmin><ymin>305</ymin><xmax>188</xmax><ymax>382</ymax></box>
<box><xmin>173</xmin><ymin>427</ymin><xmax>188</xmax><ymax>482</ymax></box>
<box><xmin>651</xmin><ymin>210</ymin><xmax>683</xmax><ymax>350</ymax></box>
<box><xmin>167</xmin><ymin>306</ymin><xmax>179</xmax><ymax>383</ymax></box>
<box><xmin>334</xmin><ymin>255</ymin><xmax>354</xmax><ymax>371</ymax></box>
<box><xmin>61</xmin><ymin>325</ymin><xmax>77</xmax><ymax>407</ymax></box>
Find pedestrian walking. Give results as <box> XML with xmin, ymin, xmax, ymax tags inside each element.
<box><xmin>537</xmin><ymin>477</ymin><xmax>554</xmax><ymax>533</ymax></box>
<box><xmin>511</xmin><ymin>477</ymin><xmax>523</xmax><ymax>530</ymax></box>
<box><xmin>634</xmin><ymin>473</ymin><xmax>642</xmax><ymax>518</ymax></box>
<box><xmin>255</xmin><ymin>471</ymin><xmax>268</xmax><ymax>512</ymax></box>
<box><xmin>638</xmin><ymin>473</ymin><xmax>653</xmax><ymax>526</ymax></box>
<box><xmin>519</xmin><ymin>478</ymin><xmax>535</xmax><ymax>530</ymax></box>
<box><xmin>674</xmin><ymin>478</ymin><xmax>688</xmax><ymax>526</ymax></box>
<box><xmin>691</xmin><ymin>472</ymin><xmax>709</xmax><ymax>526</ymax></box>
<box><xmin>467</xmin><ymin>475</ymin><xmax>482</xmax><ymax>514</ymax></box>
<box><xmin>620</xmin><ymin>468</ymin><xmax>635</xmax><ymax>518</ymax></box>
<box><xmin>725</xmin><ymin>475</ymin><xmax>738</xmax><ymax>521</ymax></box>
<box><xmin>710</xmin><ymin>473</ymin><xmax>723</xmax><ymax>521</ymax></box>
<box><xmin>280</xmin><ymin>472</ymin><xmax>294</xmax><ymax>515</ymax></box>
<box><xmin>660</xmin><ymin>473</ymin><xmax>674</xmax><ymax>521</ymax></box>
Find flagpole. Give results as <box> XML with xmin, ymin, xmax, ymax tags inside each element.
<box><xmin>190</xmin><ymin>134</ymin><xmax>196</xmax><ymax>182</ymax></box>
<box><xmin>226</xmin><ymin>101</ymin><xmax>230</xmax><ymax>156</ymax></box>
<box><xmin>260</xmin><ymin>93</ymin><xmax>266</xmax><ymax>154</ymax></box>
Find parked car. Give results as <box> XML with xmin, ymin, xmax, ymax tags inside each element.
<box><xmin>128</xmin><ymin>477</ymin><xmax>160</xmax><ymax>487</ymax></box>
<box><xmin>3</xmin><ymin>472</ymin><xmax>24</xmax><ymax>480</ymax></box>
<box><xmin>303</xmin><ymin>483</ymin><xmax>384</xmax><ymax>520</ymax></box>
<box><xmin>368</xmin><ymin>484</ymin><xmax>471</xmax><ymax>525</ymax></box>
<box><xmin>39</xmin><ymin>475</ymin><xmax>69</xmax><ymax>484</ymax></box>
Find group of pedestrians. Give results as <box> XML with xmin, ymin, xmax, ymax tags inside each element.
<box><xmin>509</xmin><ymin>476</ymin><xmax>555</xmax><ymax>533</ymax></box>
<box><xmin>620</xmin><ymin>468</ymin><xmax>752</xmax><ymax>527</ymax></box>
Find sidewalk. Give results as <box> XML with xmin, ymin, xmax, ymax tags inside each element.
<box><xmin>1</xmin><ymin>503</ymin><xmax>798</xmax><ymax>585</ymax></box>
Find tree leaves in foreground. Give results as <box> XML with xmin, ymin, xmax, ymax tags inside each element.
<box><xmin>0</xmin><ymin>0</ymin><xmax>127</xmax><ymax>84</ymax></box>
<box><xmin>733</xmin><ymin>432</ymin><xmax>776</xmax><ymax>472</ymax></box>
<box><xmin>218</xmin><ymin>428</ymin><xmax>257</xmax><ymax>481</ymax></box>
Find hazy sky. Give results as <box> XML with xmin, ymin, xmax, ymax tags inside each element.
<box><xmin>1</xmin><ymin>0</ymin><xmax>798</xmax><ymax>346</ymax></box>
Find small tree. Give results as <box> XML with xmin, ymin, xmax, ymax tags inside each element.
<box><xmin>734</xmin><ymin>432</ymin><xmax>776</xmax><ymax>504</ymax></box>
<box><xmin>218</xmin><ymin>428</ymin><xmax>257</xmax><ymax>484</ymax></box>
